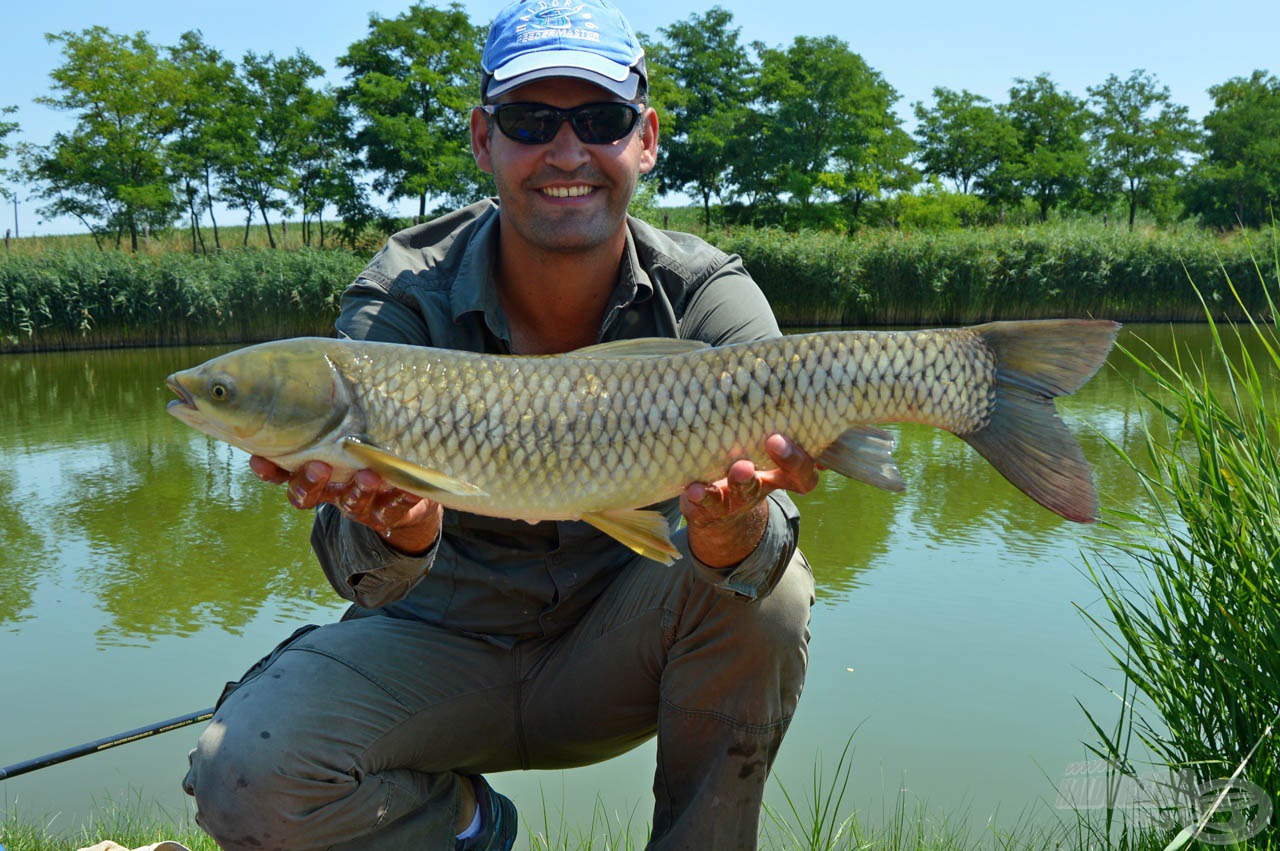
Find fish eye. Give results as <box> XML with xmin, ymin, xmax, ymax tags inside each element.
<box><xmin>210</xmin><ymin>380</ymin><xmax>232</xmax><ymax>402</ymax></box>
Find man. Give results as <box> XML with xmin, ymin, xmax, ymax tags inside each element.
<box><xmin>182</xmin><ymin>1</ymin><xmax>816</xmax><ymax>848</ymax></box>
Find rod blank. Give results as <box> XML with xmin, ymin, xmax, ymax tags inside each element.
<box><xmin>0</xmin><ymin>708</ymin><xmax>214</xmax><ymax>781</ymax></box>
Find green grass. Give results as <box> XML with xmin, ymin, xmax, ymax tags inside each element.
<box><xmin>1081</xmin><ymin>228</ymin><xmax>1280</xmax><ymax>849</ymax></box>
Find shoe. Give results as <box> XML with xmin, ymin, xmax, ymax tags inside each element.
<box><xmin>457</xmin><ymin>775</ymin><xmax>518</xmax><ymax>851</ymax></box>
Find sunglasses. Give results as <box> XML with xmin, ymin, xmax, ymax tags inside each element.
<box><xmin>483</xmin><ymin>102</ymin><xmax>644</xmax><ymax>145</ymax></box>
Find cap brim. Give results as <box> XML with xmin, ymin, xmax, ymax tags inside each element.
<box><xmin>486</xmin><ymin>66</ymin><xmax>642</xmax><ymax>101</ymax></box>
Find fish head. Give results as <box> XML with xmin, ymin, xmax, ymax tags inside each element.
<box><xmin>166</xmin><ymin>338</ymin><xmax>349</xmax><ymax>458</ymax></box>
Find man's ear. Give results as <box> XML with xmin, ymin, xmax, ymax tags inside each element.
<box><xmin>471</xmin><ymin>107</ymin><xmax>494</xmax><ymax>174</ymax></box>
<box><xmin>638</xmin><ymin>106</ymin><xmax>659</xmax><ymax>175</ymax></box>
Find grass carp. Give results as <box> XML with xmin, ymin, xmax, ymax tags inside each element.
<box><xmin>166</xmin><ymin>319</ymin><xmax>1119</xmax><ymax>563</ymax></box>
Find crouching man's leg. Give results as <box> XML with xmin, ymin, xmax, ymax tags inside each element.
<box><xmin>182</xmin><ymin>616</ymin><xmax>520</xmax><ymax>851</ymax></box>
<box><xmin>521</xmin><ymin>542</ymin><xmax>815</xmax><ymax>850</ymax></box>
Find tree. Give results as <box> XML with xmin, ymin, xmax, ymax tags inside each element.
<box><xmin>744</xmin><ymin>35</ymin><xmax>915</xmax><ymax>227</ymax></box>
<box><xmin>338</xmin><ymin>2</ymin><xmax>485</xmax><ymax>219</ymax></box>
<box><xmin>290</xmin><ymin>91</ymin><xmax>370</xmax><ymax>247</ymax></box>
<box><xmin>167</xmin><ymin>31</ymin><xmax>238</xmax><ymax>253</ymax></box>
<box><xmin>0</xmin><ymin>106</ymin><xmax>17</xmax><ymax>201</ymax></box>
<box><xmin>1087</xmin><ymin>70</ymin><xmax>1199</xmax><ymax>230</ymax></box>
<box><xmin>913</xmin><ymin>87</ymin><xmax>1017</xmax><ymax>195</ymax></box>
<box><xmin>217</xmin><ymin>50</ymin><xmax>326</xmax><ymax>248</ymax></box>
<box><xmin>648</xmin><ymin>7</ymin><xmax>754</xmax><ymax>229</ymax></box>
<box><xmin>999</xmin><ymin>74</ymin><xmax>1092</xmax><ymax>221</ymax></box>
<box><xmin>25</xmin><ymin>28</ymin><xmax>180</xmax><ymax>251</ymax></box>
<box><xmin>1183</xmin><ymin>70</ymin><xmax>1280</xmax><ymax>229</ymax></box>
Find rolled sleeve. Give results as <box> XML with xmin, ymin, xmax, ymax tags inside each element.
<box><xmin>688</xmin><ymin>491</ymin><xmax>800</xmax><ymax>601</ymax></box>
<box><xmin>311</xmin><ymin>504</ymin><xmax>440</xmax><ymax>609</ymax></box>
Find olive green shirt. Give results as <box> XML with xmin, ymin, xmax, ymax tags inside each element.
<box><xmin>312</xmin><ymin>199</ymin><xmax>800</xmax><ymax>641</ymax></box>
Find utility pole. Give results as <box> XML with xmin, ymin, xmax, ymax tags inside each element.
<box><xmin>11</xmin><ymin>195</ymin><xmax>17</xmax><ymax>239</ymax></box>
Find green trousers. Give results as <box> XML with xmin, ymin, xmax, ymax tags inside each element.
<box><xmin>183</xmin><ymin>545</ymin><xmax>813</xmax><ymax>850</ymax></box>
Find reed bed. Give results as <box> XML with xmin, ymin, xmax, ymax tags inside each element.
<box><xmin>2</xmin><ymin>224</ymin><xmax>1275</xmax><ymax>351</ymax></box>
<box><xmin>718</xmin><ymin>223</ymin><xmax>1275</xmax><ymax>326</ymax></box>
<box><xmin>1082</xmin><ymin>234</ymin><xmax>1280</xmax><ymax>849</ymax></box>
<box><xmin>0</xmin><ymin>249</ymin><xmax>364</xmax><ymax>352</ymax></box>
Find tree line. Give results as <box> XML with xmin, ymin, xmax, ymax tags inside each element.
<box><xmin>1</xmin><ymin>3</ymin><xmax>1277</xmax><ymax>252</ymax></box>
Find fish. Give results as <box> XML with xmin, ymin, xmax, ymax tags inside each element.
<box><xmin>165</xmin><ymin>319</ymin><xmax>1119</xmax><ymax>563</ymax></box>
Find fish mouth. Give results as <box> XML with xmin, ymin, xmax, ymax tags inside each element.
<box><xmin>165</xmin><ymin>376</ymin><xmax>196</xmax><ymax>412</ymax></box>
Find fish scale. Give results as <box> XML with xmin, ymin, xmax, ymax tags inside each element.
<box><xmin>167</xmin><ymin>319</ymin><xmax>1118</xmax><ymax>562</ymax></box>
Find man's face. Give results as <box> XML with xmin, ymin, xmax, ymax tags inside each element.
<box><xmin>471</xmin><ymin>77</ymin><xmax>659</xmax><ymax>255</ymax></box>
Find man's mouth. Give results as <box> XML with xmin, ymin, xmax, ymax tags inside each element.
<box><xmin>539</xmin><ymin>185</ymin><xmax>595</xmax><ymax>198</ymax></box>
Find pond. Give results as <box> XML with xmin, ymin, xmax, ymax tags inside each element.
<box><xmin>0</xmin><ymin>324</ymin><xmax>1222</xmax><ymax>844</ymax></box>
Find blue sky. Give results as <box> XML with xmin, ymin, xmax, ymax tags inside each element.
<box><xmin>3</xmin><ymin>0</ymin><xmax>1277</xmax><ymax>235</ymax></box>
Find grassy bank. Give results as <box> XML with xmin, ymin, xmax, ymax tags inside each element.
<box><xmin>2</xmin><ymin>224</ymin><xmax>1275</xmax><ymax>352</ymax></box>
<box><xmin>0</xmin><ymin>789</ymin><xmax>1184</xmax><ymax>851</ymax></box>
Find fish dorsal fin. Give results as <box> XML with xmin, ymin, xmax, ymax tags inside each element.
<box><xmin>817</xmin><ymin>425</ymin><xmax>906</xmax><ymax>493</ymax></box>
<box><xmin>343</xmin><ymin>437</ymin><xmax>487</xmax><ymax>497</ymax></box>
<box><xmin>582</xmin><ymin>508</ymin><xmax>681</xmax><ymax>564</ymax></box>
<box><xmin>565</xmin><ymin>338</ymin><xmax>710</xmax><ymax>360</ymax></box>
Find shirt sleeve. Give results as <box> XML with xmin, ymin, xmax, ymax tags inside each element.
<box><xmin>678</xmin><ymin>254</ymin><xmax>804</xmax><ymax>601</ymax></box>
<box><xmin>309</xmin><ymin>275</ymin><xmax>440</xmax><ymax>608</ymax></box>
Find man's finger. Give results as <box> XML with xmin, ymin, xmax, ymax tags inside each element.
<box><xmin>288</xmin><ymin>462</ymin><xmax>331</xmax><ymax>509</ymax></box>
<box><xmin>249</xmin><ymin>455</ymin><xmax>290</xmax><ymax>484</ymax></box>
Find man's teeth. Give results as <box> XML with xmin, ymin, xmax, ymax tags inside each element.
<box><xmin>541</xmin><ymin>185</ymin><xmax>593</xmax><ymax>198</ymax></box>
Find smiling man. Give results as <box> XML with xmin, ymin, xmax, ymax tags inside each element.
<box><xmin>181</xmin><ymin>2</ymin><xmax>816</xmax><ymax>849</ymax></box>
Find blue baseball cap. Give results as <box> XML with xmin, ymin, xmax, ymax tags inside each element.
<box><xmin>481</xmin><ymin>0</ymin><xmax>647</xmax><ymax>102</ymax></box>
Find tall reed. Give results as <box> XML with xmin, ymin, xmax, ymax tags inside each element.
<box><xmin>1082</xmin><ymin>231</ymin><xmax>1280</xmax><ymax>848</ymax></box>
<box><xmin>0</xmin><ymin>249</ymin><xmax>365</xmax><ymax>351</ymax></box>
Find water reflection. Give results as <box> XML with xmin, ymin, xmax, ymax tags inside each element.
<box><xmin>1</xmin><ymin>345</ymin><xmax>332</xmax><ymax>646</ymax></box>
<box><xmin>0</xmin><ymin>325</ymin><xmax>1263</xmax><ymax>640</ymax></box>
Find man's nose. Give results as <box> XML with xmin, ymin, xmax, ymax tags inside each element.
<box><xmin>543</xmin><ymin>119</ymin><xmax>591</xmax><ymax>170</ymax></box>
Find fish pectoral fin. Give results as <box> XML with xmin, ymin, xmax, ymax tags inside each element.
<box><xmin>817</xmin><ymin>426</ymin><xmax>906</xmax><ymax>492</ymax></box>
<box><xmin>582</xmin><ymin>509</ymin><xmax>681</xmax><ymax>564</ymax></box>
<box><xmin>565</xmin><ymin>338</ymin><xmax>710</xmax><ymax>359</ymax></box>
<box><xmin>342</xmin><ymin>437</ymin><xmax>486</xmax><ymax>497</ymax></box>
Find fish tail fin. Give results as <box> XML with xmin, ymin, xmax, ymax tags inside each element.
<box><xmin>959</xmin><ymin>319</ymin><xmax>1119</xmax><ymax>523</ymax></box>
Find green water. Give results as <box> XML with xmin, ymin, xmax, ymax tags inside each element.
<box><xmin>0</xmin><ymin>326</ymin><xmax>1232</xmax><ymax>843</ymax></box>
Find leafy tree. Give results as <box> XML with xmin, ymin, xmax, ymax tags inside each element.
<box><xmin>913</xmin><ymin>87</ymin><xmax>1017</xmax><ymax>195</ymax></box>
<box><xmin>25</xmin><ymin>27</ymin><xmax>180</xmax><ymax>251</ymax></box>
<box><xmin>998</xmin><ymin>74</ymin><xmax>1092</xmax><ymax>221</ymax></box>
<box><xmin>217</xmin><ymin>50</ymin><xmax>326</xmax><ymax>247</ymax></box>
<box><xmin>338</xmin><ymin>2</ymin><xmax>485</xmax><ymax>219</ymax></box>
<box><xmin>648</xmin><ymin>7</ymin><xmax>754</xmax><ymax>229</ymax></box>
<box><xmin>167</xmin><ymin>31</ymin><xmax>238</xmax><ymax>253</ymax></box>
<box><xmin>1183</xmin><ymin>70</ymin><xmax>1280</xmax><ymax>229</ymax></box>
<box><xmin>0</xmin><ymin>106</ymin><xmax>18</xmax><ymax>201</ymax></box>
<box><xmin>291</xmin><ymin>91</ymin><xmax>370</xmax><ymax>247</ymax></box>
<box><xmin>1087</xmin><ymin>70</ymin><xmax>1199</xmax><ymax>230</ymax></box>
<box><xmin>744</xmin><ymin>35</ymin><xmax>915</xmax><ymax>227</ymax></box>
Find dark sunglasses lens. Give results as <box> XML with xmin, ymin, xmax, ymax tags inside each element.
<box><xmin>496</xmin><ymin>105</ymin><xmax>561</xmax><ymax>144</ymax></box>
<box><xmin>571</xmin><ymin>105</ymin><xmax>639</xmax><ymax>143</ymax></box>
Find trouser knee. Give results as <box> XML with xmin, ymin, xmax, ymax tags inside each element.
<box><xmin>184</xmin><ymin>716</ymin><xmax>324</xmax><ymax>851</ymax></box>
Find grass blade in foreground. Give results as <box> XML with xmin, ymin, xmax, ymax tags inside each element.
<box><xmin>1083</xmin><ymin>227</ymin><xmax>1280</xmax><ymax>848</ymax></box>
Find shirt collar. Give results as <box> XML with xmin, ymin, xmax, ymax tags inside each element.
<box><xmin>448</xmin><ymin>212</ymin><xmax>655</xmax><ymax>345</ymax></box>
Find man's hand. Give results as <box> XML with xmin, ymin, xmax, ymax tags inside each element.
<box><xmin>680</xmin><ymin>434</ymin><xmax>819</xmax><ymax>569</ymax></box>
<box><xmin>249</xmin><ymin>456</ymin><xmax>443</xmax><ymax>556</ymax></box>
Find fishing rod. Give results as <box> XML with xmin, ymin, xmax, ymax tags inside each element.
<box><xmin>0</xmin><ymin>707</ymin><xmax>214</xmax><ymax>781</ymax></box>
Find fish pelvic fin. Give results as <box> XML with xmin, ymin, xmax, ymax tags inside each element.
<box><xmin>817</xmin><ymin>425</ymin><xmax>905</xmax><ymax>492</ymax></box>
<box><xmin>342</xmin><ymin>437</ymin><xmax>487</xmax><ymax>497</ymax></box>
<box><xmin>583</xmin><ymin>508</ymin><xmax>681</xmax><ymax>564</ymax></box>
<box><xmin>960</xmin><ymin>319</ymin><xmax>1120</xmax><ymax>523</ymax></box>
